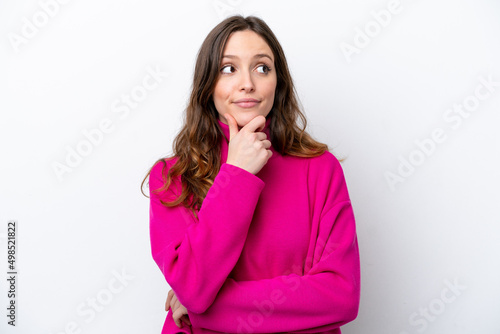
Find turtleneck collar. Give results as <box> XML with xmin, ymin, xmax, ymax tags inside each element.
<box><xmin>217</xmin><ymin>116</ymin><xmax>272</xmax><ymax>140</ymax></box>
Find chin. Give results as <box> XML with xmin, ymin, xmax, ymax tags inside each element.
<box><xmin>237</xmin><ymin>111</ymin><xmax>268</xmax><ymax>122</ymax></box>
<box><xmin>236</xmin><ymin>115</ymin><xmax>257</xmax><ymax>127</ymax></box>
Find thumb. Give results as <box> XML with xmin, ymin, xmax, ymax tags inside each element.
<box><xmin>165</xmin><ymin>290</ymin><xmax>173</xmax><ymax>311</ymax></box>
<box><xmin>224</xmin><ymin>114</ymin><xmax>239</xmax><ymax>141</ymax></box>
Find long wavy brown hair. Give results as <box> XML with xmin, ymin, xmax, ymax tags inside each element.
<box><xmin>141</xmin><ymin>14</ymin><xmax>332</xmax><ymax>218</ymax></box>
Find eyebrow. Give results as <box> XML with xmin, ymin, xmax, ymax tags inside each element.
<box><xmin>222</xmin><ymin>53</ymin><xmax>273</xmax><ymax>62</ymax></box>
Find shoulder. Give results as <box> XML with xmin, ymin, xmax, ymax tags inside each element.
<box><xmin>150</xmin><ymin>156</ymin><xmax>176</xmax><ymax>177</ymax></box>
<box><xmin>308</xmin><ymin>150</ymin><xmax>344</xmax><ymax>177</ymax></box>
<box><xmin>149</xmin><ymin>156</ymin><xmax>179</xmax><ymax>194</ymax></box>
<box><xmin>151</xmin><ymin>156</ymin><xmax>179</xmax><ymax>176</ymax></box>
<box><xmin>307</xmin><ymin>150</ymin><xmax>350</xmax><ymax>201</ymax></box>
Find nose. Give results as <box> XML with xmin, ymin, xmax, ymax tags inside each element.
<box><xmin>239</xmin><ymin>69</ymin><xmax>255</xmax><ymax>93</ymax></box>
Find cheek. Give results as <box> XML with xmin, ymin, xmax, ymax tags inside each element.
<box><xmin>214</xmin><ymin>84</ymin><xmax>232</xmax><ymax>104</ymax></box>
<box><xmin>262</xmin><ymin>80</ymin><xmax>277</xmax><ymax>99</ymax></box>
<box><xmin>213</xmin><ymin>85</ymin><xmax>222</xmax><ymax>101</ymax></box>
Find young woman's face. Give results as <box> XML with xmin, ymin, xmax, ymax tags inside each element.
<box><xmin>213</xmin><ymin>29</ymin><xmax>277</xmax><ymax>129</ymax></box>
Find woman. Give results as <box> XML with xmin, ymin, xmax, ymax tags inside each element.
<box><xmin>142</xmin><ymin>14</ymin><xmax>360</xmax><ymax>333</ymax></box>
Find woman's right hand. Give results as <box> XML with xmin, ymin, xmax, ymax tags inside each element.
<box><xmin>224</xmin><ymin>113</ymin><xmax>273</xmax><ymax>175</ymax></box>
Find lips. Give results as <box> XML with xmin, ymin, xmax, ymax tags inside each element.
<box><xmin>233</xmin><ymin>98</ymin><xmax>261</xmax><ymax>108</ymax></box>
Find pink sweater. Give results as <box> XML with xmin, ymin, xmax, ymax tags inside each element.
<box><xmin>149</xmin><ymin>117</ymin><xmax>360</xmax><ymax>333</ymax></box>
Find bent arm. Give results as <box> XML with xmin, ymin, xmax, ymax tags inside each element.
<box><xmin>188</xmin><ymin>201</ymin><xmax>360</xmax><ymax>332</ymax></box>
<box><xmin>149</xmin><ymin>160</ymin><xmax>265</xmax><ymax>314</ymax></box>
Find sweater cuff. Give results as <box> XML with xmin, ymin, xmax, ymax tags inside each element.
<box><xmin>219</xmin><ymin>163</ymin><xmax>265</xmax><ymax>190</ymax></box>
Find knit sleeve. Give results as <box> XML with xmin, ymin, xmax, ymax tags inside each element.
<box><xmin>188</xmin><ymin>153</ymin><xmax>360</xmax><ymax>332</ymax></box>
<box><xmin>148</xmin><ymin>159</ymin><xmax>265</xmax><ymax>314</ymax></box>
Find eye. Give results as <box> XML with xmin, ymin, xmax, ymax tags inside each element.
<box><xmin>220</xmin><ymin>64</ymin><xmax>235</xmax><ymax>74</ymax></box>
<box><xmin>256</xmin><ymin>64</ymin><xmax>271</xmax><ymax>74</ymax></box>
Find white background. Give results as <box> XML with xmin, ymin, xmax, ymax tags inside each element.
<box><xmin>1</xmin><ymin>0</ymin><xmax>499</xmax><ymax>333</ymax></box>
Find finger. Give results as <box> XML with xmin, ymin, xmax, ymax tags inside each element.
<box><xmin>181</xmin><ymin>315</ymin><xmax>192</xmax><ymax>326</ymax></box>
<box><xmin>262</xmin><ymin>139</ymin><xmax>271</xmax><ymax>149</ymax></box>
<box><xmin>165</xmin><ymin>289</ymin><xmax>174</xmax><ymax>311</ymax></box>
<box><xmin>225</xmin><ymin>113</ymin><xmax>239</xmax><ymax>141</ymax></box>
<box><xmin>267</xmin><ymin>149</ymin><xmax>273</xmax><ymax>159</ymax></box>
<box><xmin>172</xmin><ymin>298</ymin><xmax>181</xmax><ymax>312</ymax></box>
<box><xmin>254</xmin><ymin>132</ymin><xmax>268</xmax><ymax>141</ymax></box>
<box><xmin>173</xmin><ymin>309</ymin><xmax>183</xmax><ymax>328</ymax></box>
<box><xmin>170</xmin><ymin>292</ymin><xmax>180</xmax><ymax>314</ymax></box>
<box><xmin>241</xmin><ymin>115</ymin><xmax>266</xmax><ymax>133</ymax></box>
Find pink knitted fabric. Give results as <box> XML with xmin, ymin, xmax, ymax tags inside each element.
<box><xmin>149</xmin><ymin>117</ymin><xmax>360</xmax><ymax>333</ymax></box>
